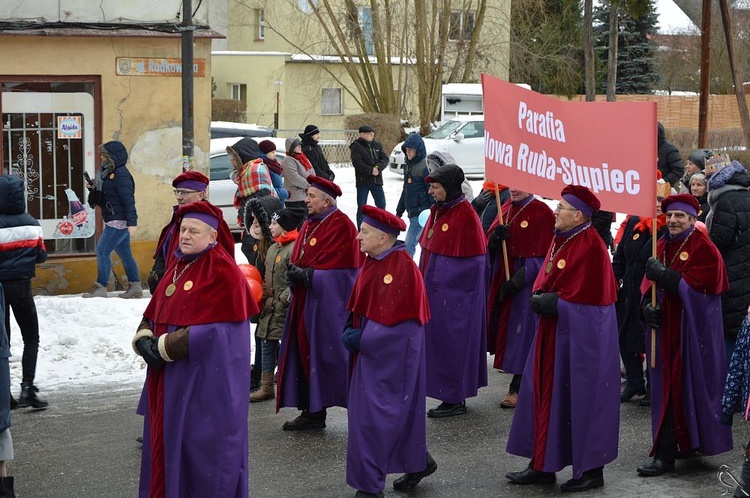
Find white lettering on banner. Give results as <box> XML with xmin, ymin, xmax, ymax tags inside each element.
<box><xmin>484</xmin><ymin>131</ymin><xmax>514</xmax><ymax>167</ymax></box>
<box><xmin>517</xmin><ymin>101</ymin><xmax>567</xmax><ymax>143</ymax></box>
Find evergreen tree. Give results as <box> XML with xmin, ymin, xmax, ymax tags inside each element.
<box><xmin>593</xmin><ymin>1</ymin><xmax>659</xmax><ymax>94</ymax></box>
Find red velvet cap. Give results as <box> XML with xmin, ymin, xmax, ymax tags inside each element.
<box><xmin>307</xmin><ymin>174</ymin><xmax>342</xmax><ymax>198</ymax></box>
<box><xmin>561</xmin><ymin>185</ymin><xmax>601</xmax><ymax>217</ymax></box>
<box><xmin>172</xmin><ymin>170</ymin><xmax>209</xmax><ymax>192</ymax></box>
<box><xmin>661</xmin><ymin>193</ymin><xmax>700</xmax><ymax>217</ymax></box>
<box><xmin>178</xmin><ymin>200</ymin><xmax>223</xmax><ymax>230</ymax></box>
<box><xmin>361</xmin><ymin>205</ymin><xmax>406</xmax><ymax>235</ymax></box>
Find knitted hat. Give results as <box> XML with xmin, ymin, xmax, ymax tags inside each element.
<box><xmin>361</xmin><ymin>205</ymin><xmax>406</xmax><ymax>235</ymax></box>
<box><xmin>285</xmin><ymin>137</ymin><xmax>301</xmax><ymax>154</ymax></box>
<box><xmin>172</xmin><ymin>170</ymin><xmax>209</xmax><ymax>191</ymax></box>
<box><xmin>244</xmin><ymin>196</ymin><xmax>283</xmax><ymax>239</ymax></box>
<box><xmin>299</xmin><ymin>124</ymin><xmax>320</xmax><ymax>139</ymax></box>
<box><xmin>687</xmin><ymin>149</ymin><xmax>712</xmax><ymax>170</ymax></box>
<box><xmin>272</xmin><ymin>208</ymin><xmax>306</xmax><ymax>232</ymax></box>
<box><xmin>561</xmin><ymin>185</ymin><xmax>601</xmax><ymax>217</ymax></box>
<box><xmin>705</xmin><ymin>154</ymin><xmax>731</xmax><ymax>177</ymax></box>
<box><xmin>258</xmin><ymin>140</ymin><xmax>277</xmax><ymax>154</ymax></box>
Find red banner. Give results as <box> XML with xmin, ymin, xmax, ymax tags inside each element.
<box><xmin>482</xmin><ymin>74</ymin><xmax>657</xmax><ymax>217</ymax></box>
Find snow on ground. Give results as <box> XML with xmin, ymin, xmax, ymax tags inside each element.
<box><xmin>9</xmin><ymin>165</ymin><xmax>621</xmax><ymax>394</ymax></box>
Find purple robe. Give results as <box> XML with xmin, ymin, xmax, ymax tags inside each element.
<box><xmin>506</xmin><ymin>300</ymin><xmax>620</xmax><ymax>478</ymax></box>
<box><xmin>139</xmin><ymin>321</ymin><xmax>251</xmax><ymax>498</ymax></box>
<box><xmin>277</xmin><ymin>268</ymin><xmax>358</xmax><ymax>412</ymax></box>
<box><xmin>346</xmin><ymin>319</ymin><xmax>427</xmax><ymax>493</ymax></box>
<box><xmin>422</xmin><ymin>253</ymin><xmax>488</xmax><ymax>403</ymax></box>
<box><xmin>490</xmin><ymin>255</ymin><xmax>543</xmax><ymax>374</ymax></box>
<box><xmin>645</xmin><ymin>280</ymin><xmax>732</xmax><ymax>456</ymax></box>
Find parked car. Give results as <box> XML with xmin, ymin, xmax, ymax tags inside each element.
<box><xmin>388</xmin><ymin>115</ymin><xmax>485</xmax><ymax>177</ymax></box>
<box><xmin>211</xmin><ymin>121</ymin><xmax>275</xmax><ymax>139</ymax></box>
<box><xmin>208</xmin><ymin>137</ymin><xmax>287</xmax><ymax>234</ymax></box>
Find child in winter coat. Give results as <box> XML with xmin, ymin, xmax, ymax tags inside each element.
<box><xmin>250</xmin><ymin>207</ymin><xmax>305</xmax><ymax>402</ymax></box>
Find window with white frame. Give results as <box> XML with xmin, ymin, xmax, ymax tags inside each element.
<box><xmin>449</xmin><ymin>11</ymin><xmax>475</xmax><ymax>41</ymax></box>
<box><xmin>255</xmin><ymin>9</ymin><xmax>265</xmax><ymax>40</ymax></box>
<box><xmin>230</xmin><ymin>83</ymin><xmax>247</xmax><ymax>102</ymax></box>
<box><xmin>321</xmin><ymin>88</ymin><xmax>342</xmax><ymax>115</ymax></box>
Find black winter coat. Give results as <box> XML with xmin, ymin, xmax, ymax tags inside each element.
<box><xmin>301</xmin><ymin>137</ymin><xmax>334</xmax><ymax>181</ymax></box>
<box><xmin>100</xmin><ymin>162</ymin><xmax>137</xmax><ymax>226</ymax></box>
<box><xmin>350</xmin><ymin>138</ymin><xmax>388</xmax><ymax>187</ymax></box>
<box><xmin>612</xmin><ymin>216</ymin><xmax>667</xmax><ymax>353</ymax></box>
<box><xmin>657</xmin><ymin>123</ymin><xmax>684</xmax><ymax>187</ymax></box>
<box><xmin>0</xmin><ymin>175</ymin><xmax>48</xmax><ymax>281</ymax></box>
<box><xmin>706</xmin><ymin>162</ymin><xmax>750</xmax><ymax>340</ymax></box>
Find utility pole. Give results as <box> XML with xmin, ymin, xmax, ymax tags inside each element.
<box><xmin>697</xmin><ymin>0</ymin><xmax>711</xmax><ymax>148</ymax></box>
<box><xmin>718</xmin><ymin>0</ymin><xmax>750</xmax><ymax>148</ymax></box>
<box><xmin>181</xmin><ymin>0</ymin><xmax>194</xmax><ymax>172</ymax></box>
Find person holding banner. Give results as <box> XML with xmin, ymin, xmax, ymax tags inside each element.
<box><xmin>506</xmin><ymin>185</ymin><xmax>619</xmax><ymax>493</ymax></box>
<box><xmin>636</xmin><ymin>193</ymin><xmax>732</xmax><ymax>477</ymax></box>
<box><xmin>419</xmin><ymin>164</ymin><xmax>487</xmax><ymax>418</ymax></box>
<box><xmin>486</xmin><ymin>188</ymin><xmax>554</xmax><ymax>409</ymax></box>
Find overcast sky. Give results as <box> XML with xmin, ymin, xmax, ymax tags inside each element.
<box><xmin>655</xmin><ymin>0</ymin><xmax>695</xmax><ymax>32</ymax></box>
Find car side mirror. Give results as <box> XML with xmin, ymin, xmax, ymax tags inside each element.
<box><xmin>452</xmin><ymin>133</ymin><xmax>464</xmax><ymax>142</ymax></box>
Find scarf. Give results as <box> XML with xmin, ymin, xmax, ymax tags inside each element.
<box><xmin>633</xmin><ymin>213</ymin><xmax>666</xmax><ymax>235</ymax></box>
<box><xmin>263</xmin><ymin>157</ymin><xmax>283</xmax><ymax>175</ymax></box>
<box><xmin>274</xmin><ymin>228</ymin><xmax>299</xmax><ymax>246</ymax></box>
<box><xmin>293</xmin><ymin>152</ymin><xmax>314</xmax><ymax>171</ymax></box>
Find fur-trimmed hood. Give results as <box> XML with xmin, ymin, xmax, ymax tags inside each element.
<box><xmin>708</xmin><ymin>160</ymin><xmax>750</xmax><ymax>192</ymax></box>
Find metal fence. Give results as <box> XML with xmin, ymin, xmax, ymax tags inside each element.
<box><xmin>276</xmin><ymin>129</ymin><xmax>359</xmax><ymax>165</ymax></box>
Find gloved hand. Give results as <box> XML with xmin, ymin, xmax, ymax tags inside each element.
<box><xmin>342</xmin><ymin>327</ymin><xmax>363</xmax><ymax>353</ymax></box>
<box><xmin>488</xmin><ymin>224</ymin><xmax>511</xmax><ymax>251</ymax></box>
<box><xmin>529</xmin><ymin>292</ymin><xmax>558</xmax><ymax>316</ymax></box>
<box><xmin>287</xmin><ymin>264</ymin><xmax>314</xmax><ymax>289</ymax></box>
<box><xmin>645</xmin><ymin>257</ymin><xmax>682</xmax><ymax>294</ymax></box>
<box><xmin>147</xmin><ymin>271</ymin><xmax>160</xmax><ymax>295</ymax></box>
<box><xmin>499</xmin><ymin>280</ymin><xmax>520</xmax><ymax>302</ymax></box>
<box><xmin>136</xmin><ymin>336</ymin><xmax>166</xmax><ymax>369</ymax></box>
<box><xmin>720</xmin><ymin>411</ymin><xmax>734</xmax><ymax>426</ymax></box>
<box><xmin>396</xmin><ymin>210</ymin><xmax>404</xmax><ymax>219</ymax></box>
<box><xmin>643</xmin><ymin>303</ymin><xmax>662</xmax><ymax>329</ymax></box>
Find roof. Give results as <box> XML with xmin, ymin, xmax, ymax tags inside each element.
<box><xmin>289</xmin><ymin>54</ymin><xmax>415</xmax><ymax>65</ymax></box>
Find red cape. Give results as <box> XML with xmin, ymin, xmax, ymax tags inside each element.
<box><xmin>533</xmin><ymin>224</ymin><xmax>618</xmax><ymax>305</ymax></box>
<box><xmin>487</xmin><ymin>198</ymin><xmax>555</xmax><ymax>258</ymax></box>
<box><xmin>144</xmin><ymin>244</ymin><xmax>257</xmax><ymax>327</ymax></box>
<box><xmin>419</xmin><ymin>198</ymin><xmax>486</xmax><ymax>257</ymax></box>
<box><xmin>153</xmin><ymin>203</ymin><xmax>235</xmax><ymax>261</ymax></box>
<box><xmin>639</xmin><ymin>226</ymin><xmax>728</xmax><ymax>296</ymax></box>
<box><xmin>348</xmin><ymin>246</ymin><xmax>430</xmax><ymax>327</ymax></box>
<box><xmin>291</xmin><ymin>208</ymin><xmax>363</xmax><ymax>269</ymax></box>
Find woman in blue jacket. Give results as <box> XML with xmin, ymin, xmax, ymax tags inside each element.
<box><xmin>83</xmin><ymin>141</ymin><xmax>142</xmax><ymax>299</ymax></box>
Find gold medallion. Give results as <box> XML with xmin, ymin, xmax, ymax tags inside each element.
<box><xmin>253</xmin><ymin>244</ymin><xmax>258</xmax><ymax>252</ymax></box>
<box><xmin>109</xmin><ymin>173</ymin><xmax>115</xmax><ymax>179</ymax></box>
<box><xmin>545</xmin><ymin>261</ymin><xmax>553</xmax><ymax>274</ymax></box>
<box><xmin>427</xmin><ymin>229</ymin><xmax>434</xmax><ymax>238</ymax></box>
<box><xmin>407</xmin><ymin>178</ymin><xmax>412</xmax><ymax>183</ymax></box>
<box><xmin>310</xmin><ymin>238</ymin><xmax>317</xmax><ymax>246</ymax></box>
<box><xmin>557</xmin><ymin>259</ymin><xmax>566</xmax><ymax>269</ymax></box>
<box><xmin>165</xmin><ymin>283</ymin><xmax>176</xmax><ymax>297</ymax></box>
<box><xmin>183</xmin><ymin>280</ymin><xmax>193</xmax><ymax>291</ymax></box>
<box><xmin>383</xmin><ymin>274</ymin><xmax>393</xmax><ymax>284</ymax></box>
<box><xmin>633</xmin><ymin>233</ymin><xmax>640</xmax><ymax>240</ymax></box>
<box><xmin>275</xmin><ymin>255</ymin><xmax>281</xmax><ymax>263</ymax></box>
<box><xmin>441</xmin><ymin>223</ymin><xmax>449</xmax><ymax>232</ymax></box>
<box><xmin>520</xmin><ymin>220</ymin><xmax>529</xmax><ymax>228</ymax></box>
<box><xmin>679</xmin><ymin>251</ymin><xmax>689</xmax><ymax>261</ymax></box>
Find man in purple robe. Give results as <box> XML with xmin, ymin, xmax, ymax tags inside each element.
<box><xmin>345</xmin><ymin>205</ymin><xmax>435</xmax><ymax>497</ymax></box>
<box><xmin>637</xmin><ymin>193</ymin><xmax>732</xmax><ymax>476</ymax></box>
<box><xmin>276</xmin><ymin>175</ymin><xmax>363</xmax><ymax>430</ymax></box>
<box><xmin>506</xmin><ymin>185</ymin><xmax>620</xmax><ymax>493</ymax></box>
<box><xmin>133</xmin><ymin>201</ymin><xmax>257</xmax><ymax>498</ymax></box>
<box><xmin>418</xmin><ymin>164</ymin><xmax>488</xmax><ymax>417</ymax></box>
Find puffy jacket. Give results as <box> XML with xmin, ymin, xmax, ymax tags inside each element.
<box><xmin>657</xmin><ymin>123</ymin><xmax>684</xmax><ymax>187</ymax></box>
<box><xmin>396</xmin><ymin>134</ymin><xmax>432</xmax><ymax>218</ymax></box>
<box><xmin>0</xmin><ymin>174</ymin><xmax>48</xmax><ymax>280</ymax></box>
<box><xmin>301</xmin><ymin>137</ymin><xmax>334</xmax><ymax>181</ymax></box>
<box><xmin>257</xmin><ymin>237</ymin><xmax>295</xmax><ymax>341</ymax></box>
<box><xmin>100</xmin><ymin>141</ymin><xmax>137</xmax><ymax>226</ymax></box>
<box><xmin>706</xmin><ymin>161</ymin><xmax>750</xmax><ymax>340</ymax></box>
<box><xmin>350</xmin><ymin>138</ymin><xmax>388</xmax><ymax>187</ymax></box>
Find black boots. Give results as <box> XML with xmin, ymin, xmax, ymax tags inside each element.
<box><xmin>0</xmin><ymin>476</ymin><xmax>15</xmax><ymax>498</ymax></box>
<box><xmin>18</xmin><ymin>382</ymin><xmax>48</xmax><ymax>409</ymax></box>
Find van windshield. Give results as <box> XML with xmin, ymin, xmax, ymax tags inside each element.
<box><xmin>426</xmin><ymin>120</ymin><xmax>465</xmax><ymax>139</ymax></box>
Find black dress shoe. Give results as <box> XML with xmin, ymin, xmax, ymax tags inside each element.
<box><xmin>393</xmin><ymin>452</ymin><xmax>437</xmax><ymax>490</ymax></box>
<box><xmin>354</xmin><ymin>491</ymin><xmax>383</xmax><ymax>497</ymax></box>
<box><xmin>427</xmin><ymin>401</ymin><xmax>467</xmax><ymax>418</ymax></box>
<box><xmin>560</xmin><ymin>469</ymin><xmax>604</xmax><ymax>492</ymax></box>
<box><xmin>282</xmin><ymin>411</ymin><xmax>326</xmax><ymax>431</ymax></box>
<box><xmin>620</xmin><ymin>385</ymin><xmax>646</xmax><ymax>402</ymax></box>
<box><xmin>506</xmin><ymin>467</ymin><xmax>556</xmax><ymax>485</ymax></box>
<box><xmin>637</xmin><ymin>458</ymin><xmax>675</xmax><ymax>476</ymax></box>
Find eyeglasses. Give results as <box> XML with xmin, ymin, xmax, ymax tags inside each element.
<box><xmin>173</xmin><ymin>189</ymin><xmax>201</xmax><ymax>196</ymax></box>
<box><xmin>554</xmin><ymin>203</ymin><xmax>578</xmax><ymax>212</ymax></box>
